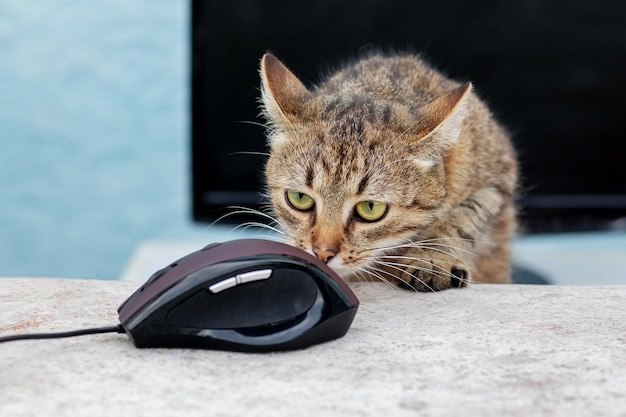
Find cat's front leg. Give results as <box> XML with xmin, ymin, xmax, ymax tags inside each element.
<box><xmin>383</xmin><ymin>187</ymin><xmax>512</xmax><ymax>292</ymax></box>
<box><xmin>381</xmin><ymin>244</ymin><xmax>471</xmax><ymax>292</ymax></box>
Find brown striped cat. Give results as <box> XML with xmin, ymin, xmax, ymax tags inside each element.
<box><xmin>259</xmin><ymin>53</ymin><xmax>518</xmax><ymax>291</ymax></box>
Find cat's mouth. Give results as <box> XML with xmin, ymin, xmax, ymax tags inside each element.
<box><xmin>301</xmin><ymin>247</ymin><xmax>355</xmax><ymax>278</ymax></box>
<box><xmin>325</xmin><ymin>256</ymin><xmax>352</xmax><ymax>277</ymax></box>
<box><xmin>317</xmin><ymin>252</ymin><xmax>371</xmax><ymax>282</ymax></box>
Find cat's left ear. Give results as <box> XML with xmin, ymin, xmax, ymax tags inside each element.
<box><xmin>260</xmin><ymin>54</ymin><xmax>311</xmax><ymax>126</ymax></box>
<box><xmin>414</xmin><ymin>82</ymin><xmax>472</xmax><ymax>146</ymax></box>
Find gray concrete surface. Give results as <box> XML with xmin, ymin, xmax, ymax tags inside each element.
<box><xmin>1</xmin><ymin>278</ymin><xmax>625</xmax><ymax>417</ymax></box>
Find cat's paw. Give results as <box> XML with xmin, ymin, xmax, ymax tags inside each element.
<box><xmin>388</xmin><ymin>249</ymin><xmax>469</xmax><ymax>292</ymax></box>
<box><xmin>397</xmin><ymin>264</ymin><xmax>468</xmax><ymax>292</ymax></box>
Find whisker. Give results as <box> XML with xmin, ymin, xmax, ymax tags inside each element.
<box><xmin>375</xmin><ymin>258</ymin><xmax>450</xmax><ymax>280</ymax></box>
<box><xmin>236</xmin><ymin>120</ymin><xmax>269</xmax><ymax>129</ymax></box>
<box><xmin>361</xmin><ymin>264</ymin><xmax>405</xmax><ymax>291</ymax></box>
<box><xmin>389</xmin><ymin>242</ymin><xmax>474</xmax><ymax>262</ymax></box>
<box><xmin>219</xmin><ymin>206</ymin><xmax>285</xmax><ymax>228</ymax></box>
<box><xmin>202</xmin><ymin>205</ymin><xmax>290</xmax><ymax>244</ymax></box>
<box><xmin>231</xmin><ymin>221</ymin><xmax>284</xmax><ymax>236</ymax></box>
<box><xmin>357</xmin><ymin>269</ymin><xmax>380</xmax><ymax>285</ymax></box>
<box><xmin>376</xmin><ymin>259</ymin><xmax>458</xmax><ymax>283</ymax></box>
<box><xmin>364</xmin><ymin>242</ymin><xmax>467</xmax><ymax>268</ymax></box>
<box><xmin>391</xmin><ymin>253</ymin><xmax>471</xmax><ymax>277</ymax></box>
<box><xmin>228</xmin><ymin>151</ymin><xmax>271</xmax><ymax>157</ymax></box>
<box><xmin>401</xmin><ymin>237</ymin><xmax>487</xmax><ymax>251</ymax></box>
<box><xmin>414</xmin><ymin>242</ymin><xmax>477</xmax><ymax>258</ymax></box>
<box><xmin>368</xmin><ymin>264</ymin><xmax>402</xmax><ymax>286</ymax></box>
<box><xmin>369</xmin><ymin>237</ymin><xmax>482</xmax><ymax>254</ymax></box>
<box><xmin>368</xmin><ymin>261</ymin><xmax>438</xmax><ymax>293</ymax></box>
<box><xmin>381</xmin><ymin>248</ymin><xmax>471</xmax><ymax>270</ymax></box>
<box><xmin>351</xmin><ymin>267</ymin><xmax>380</xmax><ymax>286</ymax></box>
<box><xmin>248</xmin><ymin>233</ymin><xmax>287</xmax><ymax>243</ymax></box>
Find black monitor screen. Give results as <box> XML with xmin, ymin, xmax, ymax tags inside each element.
<box><xmin>191</xmin><ymin>0</ymin><xmax>626</xmax><ymax>232</ymax></box>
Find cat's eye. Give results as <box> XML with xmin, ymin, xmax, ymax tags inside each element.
<box><xmin>286</xmin><ymin>190</ymin><xmax>315</xmax><ymax>211</ymax></box>
<box><xmin>354</xmin><ymin>200</ymin><xmax>388</xmax><ymax>222</ymax></box>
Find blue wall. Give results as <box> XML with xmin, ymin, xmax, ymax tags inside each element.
<box><xmin>0</xmin><ymin>1</ymin><xmax>210</xmax><ymax>279</ymax></box>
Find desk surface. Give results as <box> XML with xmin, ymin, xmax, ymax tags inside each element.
<box><xmin>1</xmin><ymin>278</ymin><xmax>625</xmax><ymax>417</ymax></box>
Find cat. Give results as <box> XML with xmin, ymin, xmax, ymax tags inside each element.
<box><xmin>259</xmin><ymin>52</ymin><xmax>518</xmax><ymax>291</ymax></box>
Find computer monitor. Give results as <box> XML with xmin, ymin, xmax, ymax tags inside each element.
<box><xmin>191</xmin><ymin>0</ymin><xmax>626</xmax><ymax>232</ymax></box>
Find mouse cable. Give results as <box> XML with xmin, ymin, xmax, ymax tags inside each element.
<box><xmin>0</xmin><ymin>324</ymin><xmax>124</xmax><ymax>343</ymax></box>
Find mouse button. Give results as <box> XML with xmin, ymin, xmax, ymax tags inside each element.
<box><xmin>208</xmin><ymin>269</ymin><xmax>272</xmax><ymax>294</ymax></box>
<box><xmin>268</xmin><ymin>267</ymin><xmax>318</xmax><ymax>301</ymax></box>
<box><xmin>202</xmin><ymin>242</ymin><xmax>222</xmax><ymax>251</ymax></box>
<box><xmin>144</xmin><ymin>267</ymin><xmax>168</xmax><ymax>286</ymax></box>
<box><xmin>236</xmin><ymin>269</ymin><xmax>272</xmax><ymax>284</ymax></box>
<box><xmin>134</xmin><ymin>249</ymin><xmax>208</xmax><ymax>295</ymax></box>
<box><xmin>308</xmin><ymin>264</ymin><xmax>359</xmax><ymax>308</ymax></box>
<box><xmin>119</xmin><ymin>259</ymin><xmax>250</xmax><ymax>324</ymax></box>
<box><xmin>208</xmin><ymin>277</ymin><xmax>238</xmax><ymax>293</ymax></box>
<box><xmin>166</xmin><ymin>268</ymin><xmax>319</xmax><ymax>330</ymax></box>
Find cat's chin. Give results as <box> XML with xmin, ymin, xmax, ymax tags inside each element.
<box><xmin>325</xmin><ymin>258</ymin><xmax>360</xmax><ymax>281</ymax></box>
<box><xmin>292</xmin><ymin>245</ymin><xmax>361</xmax><ymax>281</ymax></box>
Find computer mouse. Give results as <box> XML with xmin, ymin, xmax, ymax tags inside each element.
<box><xmin>117</xmin><ymin>239</ymin><xmax>359</xmax><ymax>352</ymax></box>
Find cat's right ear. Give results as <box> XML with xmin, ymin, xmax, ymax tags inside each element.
<box><xmin>414</xmin><ymin>82</ymin><xmax>472</xmax><ymax>146</ymax></box>
<box><xmin>260</xmin><ymin>54</ymin><xmax>311</xmax><ymax>128</ymax></box>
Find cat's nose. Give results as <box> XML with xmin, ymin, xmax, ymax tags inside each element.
<box><xmin>313</xmin><ymin>246</ymin><xmax>337</xmax><ymax>264</ymax></box>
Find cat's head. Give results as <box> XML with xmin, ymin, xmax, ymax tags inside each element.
<box><xmin>259</xmin><ymin>54</ymin><xmax>471</xmax><ymax>279</ymax></box>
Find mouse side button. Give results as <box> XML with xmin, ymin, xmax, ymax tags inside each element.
<box><xmin>208</xmin><ymin>269</ymin><xmax>272</xmax><ymax>294</ymax></box>
<box><xmin>208</xmin><ymin>277</ymin><xmax>238</xmax><ymax>294</ymax></box>
<box><xmin>236</xmin><ymin>269</ymin><xmax>272</xmax><ymax>284</ymax></box>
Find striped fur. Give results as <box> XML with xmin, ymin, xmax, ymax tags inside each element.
<box><xmin>260</xmin><ymin>53</ymin><xmax>518</xmax><ymax>291</ymax></box>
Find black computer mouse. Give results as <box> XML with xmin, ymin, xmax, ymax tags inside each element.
<box><xmin>117</xmin><ymin>239</ymin><xmax>359</xmax><ymax>352</ymax></box>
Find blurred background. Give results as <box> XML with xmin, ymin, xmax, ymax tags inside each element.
<box><xmin>0</xmin><ymin>1</ymin><xmax>212</xmax><ymax>279</ymax></box>
<box><xmin>1</xmin><ymin>1</ymin><xmax>624</xmax><ymax>283</ymax></box>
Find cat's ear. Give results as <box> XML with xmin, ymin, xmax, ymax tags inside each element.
<box><xmin>415</xmin><ymin>82</ymin><xmax>472</xmax><ymax>145</ymax></box>
<box><xmin>260</xmin><ymin>54</ymin><xmax>311</xmax><ymax>125</ymax></box>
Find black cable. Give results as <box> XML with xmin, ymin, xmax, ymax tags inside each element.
<box><xmin>0</xmin><ymin>324</ymin><xmax>124</xmax><ymax>343</ymax></box>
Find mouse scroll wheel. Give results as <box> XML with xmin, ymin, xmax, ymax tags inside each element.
<box><xmin>209</xmin><ymin>269</ymin><xmax>273</xmax><ymax>293</ymax></box>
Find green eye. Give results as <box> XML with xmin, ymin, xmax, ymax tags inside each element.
<box><xmin>286</xmin><ymin>190</ymin><xmax>315</xmax><ymax>211</ymax></box>
<box><xmin>355</xmin><ymin>200</ymin><xmax>388</xmax><ymax>222</ymax></box>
